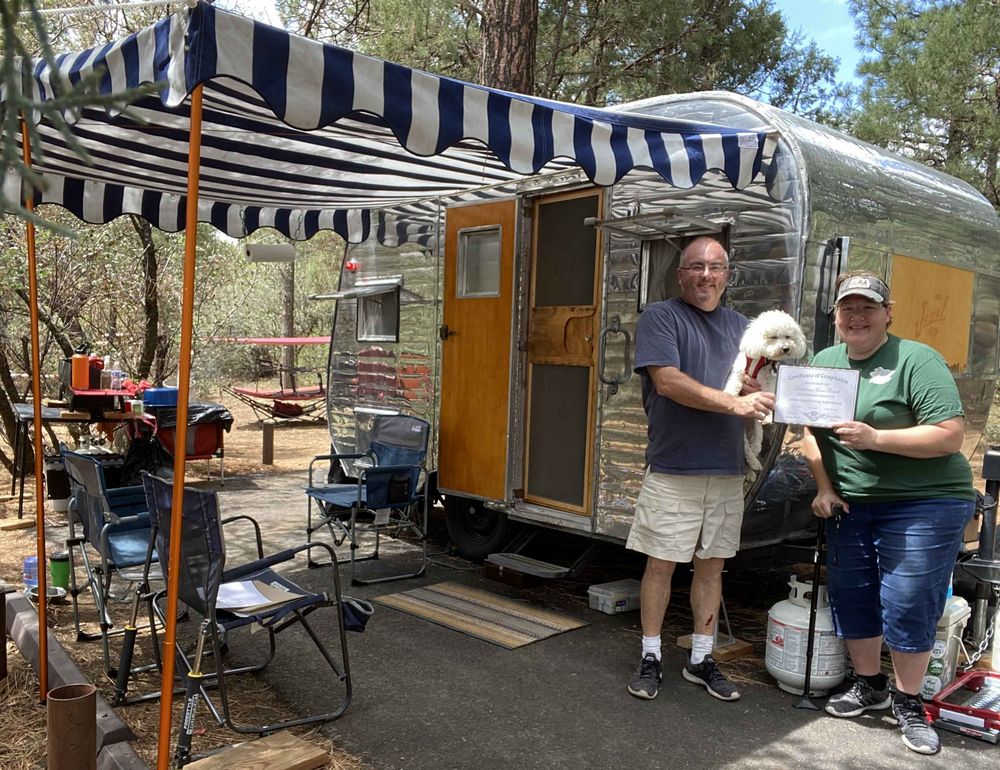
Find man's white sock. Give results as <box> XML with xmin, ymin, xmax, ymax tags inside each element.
<box><xmin>690</xmin><ymin>633</ymin><xmax>714</xmax><ymax>665</ymax></box>
<box><xmin>641</xmin><ymin>635</ymin><xmax>662</xmax><ymax>661</ymax></box>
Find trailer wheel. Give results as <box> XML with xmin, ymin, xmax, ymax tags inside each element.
<box><xmin>444</xmin><ymin>495</ymin><xmax>514</xmax><ymax>561</ymax></box>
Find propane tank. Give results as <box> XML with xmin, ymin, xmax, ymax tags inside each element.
<box><xmin>766</xmin><ymin>576</ymin><xmax>846</xmax><ymax>696</ymax></box>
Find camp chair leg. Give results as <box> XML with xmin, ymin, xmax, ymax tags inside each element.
<box><xmin>174</xmin><ymin>621</ymin><xmax>211</xmax><ymax>769</ymax></box>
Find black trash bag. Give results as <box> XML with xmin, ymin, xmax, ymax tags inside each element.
<box><xmin>120</xmin><ymin>434</ymin><xmax>174</xmax><ymax>487</ymax></box>
<box><xmin>341</xmin><ymin>597</ymin><xmax>375</xmax><ymax>632</ymax></box>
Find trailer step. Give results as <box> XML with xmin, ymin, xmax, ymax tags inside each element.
<box><xmin>485</xmin><ymin>553</ymin><xmax>570</xmax><ymax>579</ymax></box>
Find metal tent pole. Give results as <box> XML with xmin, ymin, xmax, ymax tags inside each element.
<box><xmin>20</xmin><ymin>115</ymin><xmax>50</xmax><ymax>701</ymax></box>
<box><xmin>155</xmin><ymin>82</ymin><xmax>203</xmax><ymax>770</ymax></box>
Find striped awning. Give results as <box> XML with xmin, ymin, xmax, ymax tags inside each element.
<box><xmin>5</xmin><ymin>2</ymin><xmax>770</xmax><ymax>244</ymax></box>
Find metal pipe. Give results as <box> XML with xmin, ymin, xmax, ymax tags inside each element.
<box><xmin>47</xmin><ymin>683</ymin><xmax>97</xmax><ymax>770</ymax></box>
<box><xmin>20</xmin><ymin>114</ymin><xmax>49</xmax><ymax>700</ymax></box>
<box><xmin>156</xmin><ymin>82</ymin><xmax>204</xmax><ymax>770</ymax></box>
<box><xmin>795</xmin><ymin>515</ymin><xmax>826</xmax><ymax>710</ymax></box>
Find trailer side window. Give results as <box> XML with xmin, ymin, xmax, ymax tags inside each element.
<box><xmin>458</xmin><ymin>226</ymin><xmax>502</xmax><ymax>297</ymax></box>
<box><xmin>357</xmin><ymin>287</ymin><xmax>400</xmax><ymax>343</ymax></box>
<box><xmin>639</xmin><ymin>231</ymin><xmax>731</xmax><ymax>310</ymax></box>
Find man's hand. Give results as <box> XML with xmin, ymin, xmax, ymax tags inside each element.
<box><xmin>740</xmin><ymin>374</ymin><xmax>762</xmax><ymax>394</ymax></box>
<box><xmin>732</xmin><ymin>390</ymin><xmax>775</xmax><ymax>421</ymax></box>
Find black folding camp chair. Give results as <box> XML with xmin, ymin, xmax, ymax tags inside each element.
<box><xmin>62</xmin><ymin>449</ymin><xmax>161</xmax><ymax>677</ymax></box>
<box><xmin>305</xmin><ymin>413</ymin><xmax>430</xmax><ymax>585</ymax></box>
<box><xmin>140</xmin><ymin>473</ymin><xmax>353</xmax><ymax>765</ymax></box>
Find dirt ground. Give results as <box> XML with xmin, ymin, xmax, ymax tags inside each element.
<box><xmin>0</xmin><ymin>390</ymin><xmax>363</xmax><ymax>769</ymax></box>
<box><xmin>2</xmin><ymin>388</ymin><xmax>998</xmax><ymax>768</ymax></box>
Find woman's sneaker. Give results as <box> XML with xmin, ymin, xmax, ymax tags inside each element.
<box><xmin>627</xmin><ymin>653</ymin><xmax>662</xmax><ymax>700</ymax></box>
<box><xmin>892</xmin><ymin>695</ymin><xmax>940</xmax><ymax>755</ymax></box>
<box><xmin>825</xmin><ymin>677</ymin><xmax>891</xmax><ymax>717</ymax></box>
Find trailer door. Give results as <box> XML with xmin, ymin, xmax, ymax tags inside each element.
<box><xmin>524</xmin><ymin>189</ymin><xmax>603</xmax><ymax>514</ymax></box>
<box><xmin>439</xmin><ymin>200</ymin><xmax>516</xmax><ymax>500</ymax></box>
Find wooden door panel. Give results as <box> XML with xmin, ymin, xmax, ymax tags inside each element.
<box><xmin>439</xmin><ymin>200</ymin><xmax>516</xmax><ymax>500</ymax></box>
<box><xmin>526</xmin><ymin>306</ymin><xmax>596</xmax><ymax>363</ymax></box>
<box><xmin>523</xmin><ymin>189</ymin><xmax>602</xmax><ymax>514</ymax></box>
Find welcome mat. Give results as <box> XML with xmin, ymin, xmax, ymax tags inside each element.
<box><xmin>375</xmin><ymin>581</ymin><xmax>588</xmax><ymax>649</ymax></box>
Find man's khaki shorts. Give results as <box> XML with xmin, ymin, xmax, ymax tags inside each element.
<box><xmin>625</xmin><ymin>471</ymin><xmax>744</xmax><ymax>562</ymax></box>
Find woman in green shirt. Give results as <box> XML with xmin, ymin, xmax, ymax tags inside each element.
<box><xmin>802</xmin><ymin>272</ymin><xmax>974</xmax><ymax>756</ymax></box>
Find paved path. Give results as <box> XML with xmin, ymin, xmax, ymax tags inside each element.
<box><xmin>210</xmin><ymin>472</ymin><xmax>996</xmax><ymax>770</ymax></box>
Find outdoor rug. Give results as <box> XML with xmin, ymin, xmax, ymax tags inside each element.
<box><xmin>374</xmin><ymin>581</ymin><xmax>588</xmax><ymax>648</ymax></box>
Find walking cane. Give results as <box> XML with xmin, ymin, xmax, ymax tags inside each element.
<box><xmin>795</xmin><ymin>513</ymin><xmax>829</xmax><ymax>710</ymax></box>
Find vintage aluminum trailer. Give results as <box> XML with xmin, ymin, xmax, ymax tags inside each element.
<box><xmin>318</xmin><ymin>91</ymin><xmax>1000</xmax><ymax>567</ymax></box>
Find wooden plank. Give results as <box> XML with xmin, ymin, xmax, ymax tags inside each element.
<box><xmin>185</xmin><ymin>732</ymin><xmax>328</xmax><ymax>770</ymax></box>
<box><xmin>0</xmin><ymin>518</ymin><xmax>36</xmax><ymax>531</ymax></box>
<box><xmin>0</xmin><ymin>494</ymin><xmax>33</xmax><ymax>503</ymax></box>
<box><xmin>262</xmin><ymin>419</ymin><xmax>275</xmax><ymax>465</ymax></box>
<box><xmin>676</xmin><ymin>633</ymin><xmax>754</xmax><ymax>662</ymax></box>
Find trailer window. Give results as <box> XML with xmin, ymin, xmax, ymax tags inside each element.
<box><xmin>357</xmin><ymin>287</ymin><xmax>400</xmax><ymax>343</ymax></box>
<box><xmin>458</xmin><ymin>226</ymin><xmax>502</xmax><ymax>297</ymax></box>
<box><xmin>639</xmin><ymin>232</ymin><xmax>730</xmax><ymax>310</ymax></box>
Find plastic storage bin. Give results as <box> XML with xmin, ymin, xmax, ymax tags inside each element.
<box><xmin>588</xmin><ymin>579</ymin><xmax>641</xmax><ymax>614</ymax></box>
<box><xmin>143</xmin><ymin>387</ymin><xmax>179</xmax><ymax>407</ymax></box>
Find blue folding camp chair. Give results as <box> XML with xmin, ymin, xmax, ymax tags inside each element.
<box><xmin>305</xmin><ymin>413</ymin><xmax>430</xmax><ymax>585</ymax></box>
<box><xmin>62</xmin><ymin>449</ymin><xmax>161</xmax><ymax>677</ymax></box>
<box><xmin>140</xmin><ymin>473</ymin><xmax>353</xmax><ymax>766</ymax></box>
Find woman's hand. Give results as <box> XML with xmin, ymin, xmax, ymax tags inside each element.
<box><xmin>832</xmin><ymin>420</ymin><xmax>880</xmax><ymax>451</ymax></box>
<box><xmin>811</xmin><ymin>489</ymin><xmax>849</xmax><ymax>519</ymax></box>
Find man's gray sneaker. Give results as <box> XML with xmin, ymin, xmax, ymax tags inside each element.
<box><xmin>825</xmin><ymin>677</ymin><xmax>892</xmax><ymax>718</ymax></box>
<box><xmin>682</xmin><ymin>655</ymin><xmax>740</xmax><ymax>701</ymax></box>
<box><xmin>892</xmin><ymin>696</ymin><xmax>940</xmax><ymax>755</ymax></box>
<box><xmin>627</xmin><ymin>653</ymin><xmax>662</xmax><ymax>700</ymax></box>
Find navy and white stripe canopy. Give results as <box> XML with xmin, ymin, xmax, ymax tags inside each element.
<box><xmin>5</xmin><ymin>2</ymin><xmax>770</xmax><ymax>244</ymax></box>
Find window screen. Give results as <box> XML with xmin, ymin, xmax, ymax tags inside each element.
<box><xmin>357</xmin><ymin>288</ymin><xmax>400</xmax><ymax>342</ymax></box>
<box><xmin>458</xmin><ymin>226</ymin><xmax>501</xmax><ymax>297</ymax></box>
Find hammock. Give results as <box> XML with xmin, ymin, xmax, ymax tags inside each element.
<box><xmin>224</xmin><ymin>381</ymin><xmax>327</xmax><ymax>422</ymax></box>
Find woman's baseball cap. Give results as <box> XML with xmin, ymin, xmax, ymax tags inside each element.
<box><xmin>835</xmin><ymin>274</ymin><xmax>890</xmax><ymax>304</ymax></box>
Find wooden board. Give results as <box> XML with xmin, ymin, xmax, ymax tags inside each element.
<box><xmin>58</xmin><ymin>410</ymin><xmax>92</xmax><ymax>419</ymax></box>
<box><xmin>0</xmin><ymin>518</ymin><xmax>36</xmax><ymax>531</ymax></box>
<box><xmin>184</xmin><ymin>732</ymin><xmax>328</xmax><ymax>770</ymax></box>
<box><xmin>889</xmin><ymin>254</ymin><xmax>974</xmax><ymax>371</ymax></box>
<box><xmin>676</xmin><ymin>633</ymin><xmax>754</xmax><ymax>662</ymax></box>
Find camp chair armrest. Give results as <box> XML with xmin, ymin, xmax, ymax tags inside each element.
<box><xmin>223</xmin><ymin>542</ymin><xmax>338</xmax><ymax>582</ymax></box>
<box><xmin>222</xmin><ymin>547</ymin><xmax>298</xmax><ymax>581</ymax></box>
<box><xmin>359</xmin><ymin>463</ymin><xmax>421</xmax><ymax>476</ymax></box>
<box><xmin>104</xmin><ymin>508</ymin><xmax>149</xmax><ymax>527</ymax></box>
<box><xmin>220</xmin><ymin>514</ymin><xmax>265</xmax><ymax>559</ymax></box>
<box><xmin>308</xmin><ymin>451</ymin><xmax>372</xmax><ymax>484</ymax></box>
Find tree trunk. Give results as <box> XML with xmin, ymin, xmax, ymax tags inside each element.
<box><xmin>130</xmin><ymin>215</ymin><xmax>161</xmax><ymax>379</ymax></box>
<box><xmin>281</xmin><ymin>262</ymin><xmax>295</xmax><ymax>390</ymax></box>
<box><xmin>0</xmin><ymin>347</ymin><xmax>30</xmax><ymax>474</ymax></box>
<box><xmin>13</xmin><ymin>288</ymin><xmax>74</xmax><ymax>359</ymax></box>
<box><xmin>479</xmin><ymin>0</ymin><xmax>538</xmax><ymax>93</ymax></box>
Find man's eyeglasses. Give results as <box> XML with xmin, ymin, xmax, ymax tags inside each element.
<box><xmin>678</xmin><ymin>263</ymin><xmax>729</xmax><ymax>275</ymax></box>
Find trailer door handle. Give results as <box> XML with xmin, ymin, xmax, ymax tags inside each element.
<box><xmin>597</xmin><ymin>315</ymin><xmax>632</xmax><ymax>395</ymax></box>
<box><xmin>439</xmin><ymin>324</ymin><xmax>456</xmax><ymax>340</ymax></box>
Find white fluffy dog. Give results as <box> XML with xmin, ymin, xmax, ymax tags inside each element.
<box><xmin>723</xmin><ymin>309</ymin><xmax>807</xmax><ymax>472</ymax></box>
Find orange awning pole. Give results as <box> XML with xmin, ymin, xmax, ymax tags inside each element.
<box><xmin>20</xmin><ymin>115</ymin><xmax>50</xmax><ymax>701</ymax></box>
<box><xmin>155</xmin><ymin>83</ymin><xmax>203</xmax><ymax>770</ymax></box>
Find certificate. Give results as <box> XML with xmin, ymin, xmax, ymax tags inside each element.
<box><xmin>773</xmin><ymin>365</ymin><xmax>860</xmax><ymax>428</ymax></box>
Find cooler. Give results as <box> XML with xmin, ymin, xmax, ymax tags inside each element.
<box><xmin>920</xmin><ymin>595</ymin><xmax>972</xmax><ymax>699</ymax></box>
<box><xmin>156</xmin><ymin>421</ymin><xmax>225</xmax><ymax>460</ymax></box>
<box><xmin>43</xmin><ymin>456</ymin><xmax>71</xmax><ymax>512</ymax></box>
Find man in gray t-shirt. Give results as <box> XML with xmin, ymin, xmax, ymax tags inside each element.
<box><xmin>625</xmin><ymin>236</ymin><xmax>775</xmax><ymax>703</ymax></box>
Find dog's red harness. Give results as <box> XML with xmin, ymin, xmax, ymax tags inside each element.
<box><xmin>743</xmin><ymin>355</ymin><xmax>773</xmax><ymax>380</ymax></box>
